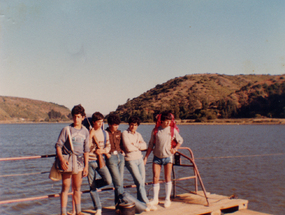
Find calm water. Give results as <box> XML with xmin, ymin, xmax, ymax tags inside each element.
<box><xmin>0</xmin><ymin>123</ymin><xmax>284</xmax><ymax>214</ymax></box>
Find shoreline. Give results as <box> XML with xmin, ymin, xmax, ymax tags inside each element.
<box><xmin>1</xmin><ymin>118</ymin><xmax>285</xmax><ymax>125</ymax></box>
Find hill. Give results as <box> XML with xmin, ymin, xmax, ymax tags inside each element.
<box><xmin>111</xmin><ymin>74</ymin><xmax>285</xmax><ymax>122</ymax></box>
<box><xmin>0</xmin><ymin>96</ymin><xmax>72</xmax><ymax>123</ymax></box>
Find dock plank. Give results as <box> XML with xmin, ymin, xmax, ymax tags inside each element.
<box><xmin>231</xmin><ymin>209</ymin><xmax>272</xmax><ymax>215</ymax></box>
<box><xmin>80</xmin><ymin>192</ymin><xmax>270</xmax><ymax>215</ymax></box>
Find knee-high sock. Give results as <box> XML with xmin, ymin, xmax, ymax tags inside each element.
<box><xmin>153</xmin><ymin>183</ymin><xmax>160</xmax><ymax>201</ymax></box>
<box><xmin>61</xmin><ymin>207</ymin><xmax>67</xmax><ymax>215</ymax></box>
<box><xmin>75</xmin><ymin>204</ymin><xmax>81</xmax><ymax>214</ymax></box>
<box><xmin>165</xmin><ymin>182</ymin><xmax>172</xmax><ymax>201</ymax></box>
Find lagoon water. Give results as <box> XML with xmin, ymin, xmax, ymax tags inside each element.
<box><xmin>0</xmin><ymin>123</ymin><xmax>284</xmax><ymax>214</ymax></box>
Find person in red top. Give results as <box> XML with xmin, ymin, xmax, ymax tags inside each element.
<box><xmin>144</xmin><ymin>111</ymin><xmax>183</xmax><ymax>208</ymax></box>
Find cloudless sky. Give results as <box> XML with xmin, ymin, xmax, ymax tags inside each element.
<box><xmin>1</xmin><ymin>0</ymin><xmax>285</xmax><ymax>115</ymax></box>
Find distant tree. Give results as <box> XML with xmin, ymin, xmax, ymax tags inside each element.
<box><xmin>48</xmin><ymin>109</ymin><xmax>62</xmax><ymax>119</ymax></box>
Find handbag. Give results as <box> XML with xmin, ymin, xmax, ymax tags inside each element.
<box><xmin>55</xmin><ymin>153</ymin><xmax>78</xmax><ymax>174</ymax></box>
<box><xmin>49</xmin><ymin>161</ymin><xmax>62</xmax><ymax>181</ymax></box>
<box><xmin>55</xmin><ymin>126</ymin><xmax>79</xmax><ymax>174</ymax></box>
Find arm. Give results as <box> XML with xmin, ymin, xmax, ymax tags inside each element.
<box><xmin>55</xmin><ymin>127</ymin><xmax>69</xmax><ymax>170</ymax></box>
<box><xmin>122</xmin><ymin>131</ymin><xmax>139</xmax><ymax>153</ymax></box>
<box><xmin>143</xmin><ymin>146</ymin><xmax>153</xmax><ymax>165</ymax></box>
<box><xmin>103</xmin><ymin>132</ymin><xmax>111</xmax><ymax>154</ymax></box>
<box><xmin>82</xmin><ymin>130</ymin><xmax>90</xmax><ymax>177</ymax></box>
<box><xmin>136</xmin><ymin>133</ymin><xmax>147</xmax><ymax>150</ymax></box>
<box><xmin>143</xmin><ymin>130</ymin><xmax>155</xmax><ymax>165</ymax></box>
<box><xmin>88</xmin><ymin>129</ymin><xmax>97</xmax><ymax>160</ymax></box>
<box><xmin>170</xmin><ymin>129</ymin><xmax>183</xmax><ymax>154</ymax></box>
<box><xmin>82</xmin><ymin>152</ymin><xmax>89</xmax><ymax>177</ymax></box>
<box><xmin>95</xmin><ymin>131</ymin><xmax>110</xmax><ymax>156</ymax></box>
<box><xmin>56</xmin><ymin>146</ymin><xmax>69</xmax><ymax>171</ymax></box>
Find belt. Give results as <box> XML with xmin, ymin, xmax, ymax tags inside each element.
<box><xmin>111</xmin><ymin>151</ymin><xmax>118</xmax><ymax>155</ymax></box>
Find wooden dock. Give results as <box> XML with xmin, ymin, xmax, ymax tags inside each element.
<box><xmin>81</xmin><ymin>192</ymin><xmax>271</xmax><ymax>215</ymax></box>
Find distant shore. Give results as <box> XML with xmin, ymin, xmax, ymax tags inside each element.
<box><xmin>176</xmin><ymin>118</ymin><xmax>285</xmax><ymax>125</ymax></box>
<box><xmin>1</xmin><ymin>118</ymin><xmax>285</xmax><ymax>125</ymax></box>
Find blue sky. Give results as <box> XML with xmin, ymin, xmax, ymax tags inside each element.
<box><xmin>1</xmin><ymin>0</ymin><xmax>285</xmax><ymax>115</ymax></box>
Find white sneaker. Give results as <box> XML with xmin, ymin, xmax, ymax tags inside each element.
<box><xmin>164</xmin><ymin>199</ymin><xmax>171</xmax><ymax>208</ymax></box>
<box><xmin>146</xmin><ymin>203</ymin><xmax>158</xmax><ymax>211</ymax></box>
<box><xmin>149</xmin><ymin>199</ymin><xmax>159</xmax><ymax>206</ymax></box>
<box><xmin>95</xmin><ymin>209</ymin><xmax>102</xmax><ymax>215</ymax></box>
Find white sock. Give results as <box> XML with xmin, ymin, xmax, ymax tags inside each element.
<box><xmin>165</xmin><ymin>182</ymin><xmax>172</xmax><ymax>201</ymax></box>
<box><xmin>153</xmin><ymin>183</ymin><xmax>160</xmax><ymax>202</ymax></box>
<box><xmin>96</xmin><ymin>209</ymin><xmax>102</xmax><ymax>215</ymax></box>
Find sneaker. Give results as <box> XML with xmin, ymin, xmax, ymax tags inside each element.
<box><xmin>95</xmin><ymin>209</ymin><xmax>102</xmax><ymax>215</ymax></box>
<box><xmin>164</xmin><ymin>199</ymin><xmax>171</xmax><ymax>208</ymax></box>
<box><xmin>149</xmin><ymin>199</ymin><xmax>159</xmax><ymax>206</ymax></box>
<box><xmin>146</xmin><ymin>203</ymin><xmax>157</xmax><ymax>211</ymax></box>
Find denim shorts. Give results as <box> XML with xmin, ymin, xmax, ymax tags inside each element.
<box><xmin>153</xmin><ymin>155</ymin><xmax>173</xmax><ymax>165</ymax></box>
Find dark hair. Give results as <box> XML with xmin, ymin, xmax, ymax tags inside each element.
<box><xmin>71</xmin><ymin>104</ymin><xmax>86</xmax><ymax>117</ymax></box>
<box><xmin>160</xmin><ymin>111</ymin><xmax>172</xmax><ymax>121</ymax></box>
<box><xmin>92</xmin><ymin>112</ymin><xmax>104</xmax><ymax>122</ymax></box>
<box><xmin>107</xmin><ymin>114</ymin><xmax>121</xmax><ymax>125</ymax></box>
<box><xmin>128</xmin><ymin>116</ymin><xmax>141</xmax><ymax>126</ymax></box>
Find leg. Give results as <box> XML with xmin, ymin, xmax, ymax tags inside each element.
<box><xmin>88</xmin><ymin>161</ymin><xmax>102</xmax><ymax>210</ymax></box>
<box><xmin>164</xmin><ymin>163</ymin><xmax>173</xmax><ymax>183</ymax></box>
<box><xmin>61</xmin><ymin>173</ymin><xmax>72</xmax><ymax>215</ymax></box>
<box><xmin>106</xmin><ymin>154</ymin><xmax>124</xmax><ymax>205</ymax></box>
<box><xmin>164</xmin><ymin>163</ymin><xmax>173</xmax><ymax>208</ymax></box>
<box><xmin>152</xmin><ymin>163</ymin><xmax>162</xmax><ymax>204</ymax></box>
<box><xmin>126</xmin><ymin>159</ymin><xmax>148</xmax><ymax>203</ymax></box>
<box><xmin>96</xmin><ymin>165</ymin><xmax>112</xmax><ymax>188</ymax></box>
<box><xmin>72</xmin><ymin>172</ymin><xmax>83</xmax><ymax>214</ymax></box>
<box><xmin>153</xmin><ymin>163</ymin><xmax>162</xmax><ymax>184</ymax></box>
<box><xmin>118</xmin><ymin>153</ymin><xmax>125</xmax><ymax>186</ymax></box>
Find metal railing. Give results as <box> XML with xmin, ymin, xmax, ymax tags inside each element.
<box><xmin>0</xmin><ymin>147</ymin><xmax>209</xmax><ymax>206</ymax></box>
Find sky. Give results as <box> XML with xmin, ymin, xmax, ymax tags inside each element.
<box><xmin>1</xmin><ymin>0</ymin><xmax>285</xmax><ymax>115</ymax></box>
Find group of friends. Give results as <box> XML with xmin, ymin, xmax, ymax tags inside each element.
<box><xmin>55</xmin><ymin>104</ymin><xmax>183</xmax><ymax>215</ymax></box>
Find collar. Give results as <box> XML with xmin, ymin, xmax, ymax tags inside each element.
<box><xmin>127</xmin><ymin>128</ymin><xmax>136</xmax><ymax>134</ymax></box>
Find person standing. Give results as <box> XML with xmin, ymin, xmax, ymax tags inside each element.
<box><xmin>144</xmin><ymin>111</ymin><xmax>183</xmax><ymax>208</ymax></box>
<box><xmin>55</xmin><ymin>104</ymin><xmax>89</xmax><ymax>215</ymax></box>
<box><xmin>88</xmin><ymin>112</ymin><xmax>112</xmax><ymax>215</ymax></box>
<box><xmin>105</xmin><ymin>114</ymin><xmax>125</xmax><ymax>211</ymax></box>
<box><xmin>122</xmin><ymin>116</ymin><xmax>157</xmax><ymax>211</ymax></box>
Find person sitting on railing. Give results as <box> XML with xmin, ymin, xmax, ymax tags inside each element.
<box><xmin>122</xmin><ymin>116</ymin><xmax>157</xmax><ymax>212</ymax></box>
<box><xmin>143</xmin><ymin>111</ymin><xmax>183</xmax><ymax>208</ymax></box>
<box><xmin>88</xmin><ymin>112</ymin><xmax>112</xmax><ymax>215</ymax></box>
<box><xmin>105</xmin><ymin>114</ymin><xmax>125</xmax><ymax>212</ymax></box>
<box><xmin>55</xmin><ymin>104</ymin><xmax>89</xmax><ymax>215</ymax></box>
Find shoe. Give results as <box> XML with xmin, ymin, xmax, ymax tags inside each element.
<box><xmin>146</xmin><ymin>203</ymin><xmax>157</xmax><ymax>211</ymax></box>
<box><xmin>95</xmin><ymin>209</ymin><xmax>102</xmax><ymax>215</ymax></box>
<box><xmin>164</xmin><ymin>199</ymin><xmax>171</xmax><ymax>208</ymax></box>
<box><xmin>149</xmin><ymin>199</ymin><xmax>159</xmax><ymax>206</ymax></box>
<box><xmin>67</xmin><ymin>212</ymin><xmax>75</xmax><ymax>215</ymax></box>
<box><xmin>115</xmin><ymin>208</ymin><xmax>120</xmax><ymax>214</ymax></box>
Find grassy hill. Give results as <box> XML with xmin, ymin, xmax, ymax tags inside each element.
<box><xmin>0</xmin><ymin>96</ymin><xmax>72</xmax><ymax>123</ymax></box>
<box><xmin>111</xmin><ymin>74</ymin><xmax>285</xmax><ymax>122</ymax></box>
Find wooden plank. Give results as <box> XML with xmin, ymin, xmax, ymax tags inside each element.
<box><xmin>81</xmin><ymin>192</ymin><xmax>269</xmax><ymax>215</ymax></box>
<box><xmin>232</xmin><ymin>209</ymin><xmax>272</xmax><ymax>215</ymax></box>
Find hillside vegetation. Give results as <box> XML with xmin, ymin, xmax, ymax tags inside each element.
<box><xmin>111</xmin><ymin>74</ymin><xmax>285</xmax><ymax>122</ymax></box>
<box><xmin>0</xmin><ymin>96</ymin><xmax>72</xmax><ymax>123</ymax></box>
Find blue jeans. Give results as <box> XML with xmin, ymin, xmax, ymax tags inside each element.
<box><xmin>125</xmin><ymin>158</ymin><xmax>149</xmax><ymax>204</ymax></box>
<box><xmin>88</xmin><ymin>161</ymin><xmax>112</xmax><ymax>210</ymax></box>
<box><xmin>106</xmin><ymin>153</ymin><xmax>125</xmax><ymax>205</ymax></box>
